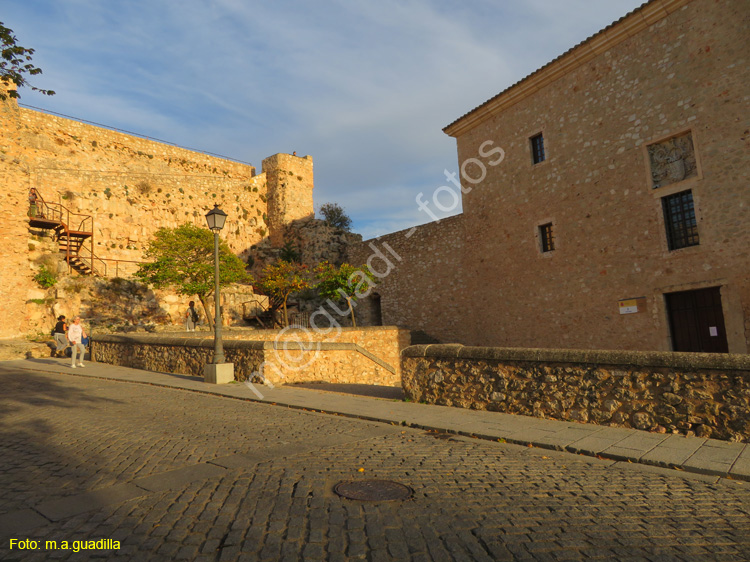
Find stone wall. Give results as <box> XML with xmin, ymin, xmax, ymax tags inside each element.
<box><xmin>346</xmin><ymin>216</ymin><xmax>465</xmax><ymax>341</ymax></box>
<box><xmin>349</xmin><ymin>0</ymin><xmax>750</xmax><ymax>353</ymax></box>
<box><xmin>402</xmin><ymin>345</ymin><xmax>750</xmax><ymax>442</ymax></box>
<box><xmin>92</xmin><ymin>326</ymin><xmax>410</xmax><ymax>386</ymax></box>
<box><xmin>1</xmin><ymin>94</ymin><xmax>315</xmax><ymax>338</ymax></box>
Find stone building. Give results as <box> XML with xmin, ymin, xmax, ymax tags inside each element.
<box><xmin>349</xmin><ymin>0</ymin><xmax>750</xmax><ymax>353</ymax></box>
<box><xmin>0</xmin><ymin>95</ymin><xmax>314</xmax><ymax>338</ymax></box>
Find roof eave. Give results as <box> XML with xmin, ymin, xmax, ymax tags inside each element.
<box><xmin>443</xmin><ymin>0</ymin><xmax>691</xmax><ymax>138</ymax></box>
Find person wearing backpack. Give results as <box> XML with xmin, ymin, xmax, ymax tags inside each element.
<box><xmin>185</xmin><ymin>301</ymin><xmax>199</xmax><ymax>331</ymax></box>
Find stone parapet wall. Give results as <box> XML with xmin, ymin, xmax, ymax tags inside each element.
<box><xmin>237</xmin><ymin>326</ymin><xmax>411</xmax><ymax>377</ymax></box>
<box><xmin>92</xmin><ymin>326</ymin><xmax>410</xmax><ymax>386</ymax></box>
<box><xmin>402</xmin><ymin>345</ymin><xmax>750</xmax><ymax>442</ymax></box>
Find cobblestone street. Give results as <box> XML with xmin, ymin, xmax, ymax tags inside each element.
<box><xmin>1</xmin><ymin>364</ymin><xmax>749</xmax><ymax>561</ymax></box>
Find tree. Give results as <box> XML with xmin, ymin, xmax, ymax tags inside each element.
<box><xmin>135</xmin><ymin>223</ymin><xmax>251</xmax><ymax>330</ymax></box>
<box><xmin>319</xmin><ymin>202</ymin><xmax>352</xmax><ymax>231</ymax></box>
<box><xmin>257</xmin><ymin>260</ymin><xmax>311</xmax><ymax>327</ymax></box>
<box><xmin>279</xmin><ymin>239</ymin><xmax>301</xmax><ymax>263</ymax></box>
<box><xmin>315</xmin><ymin>261</ymin><xmax>377</xmax><ymax>327</ymax></box>
<box><xmin>1</xmin><ymin>23</ymin><xmax>55</xmax><ymax>100</ymax></box>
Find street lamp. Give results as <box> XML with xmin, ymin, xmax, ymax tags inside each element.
<box><xmin>203</xmin><ymin>204</ymin><xmax>234</xmax><ymax>384</ymax></box>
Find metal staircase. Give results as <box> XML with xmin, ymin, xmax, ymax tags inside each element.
<box><xmin>28</xmin><ymin>188</ymin><xmax>106</xmax><ymax>276</ymax></box>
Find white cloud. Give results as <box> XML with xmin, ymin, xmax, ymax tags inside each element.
<box><xmin>5</xmin><ymin>0</ymin><xmax>646</xmax><ymax>238</ymax></box>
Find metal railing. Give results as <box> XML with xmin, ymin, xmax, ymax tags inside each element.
<box><xmin>29</xmin><ymin>188</ymin><xmax>102</xmax><ymax>276</ymax></box>
<box><xmin>96</xmin><ymin>258</ymin><xmax>147</xmax><ymax>278</ymax></box>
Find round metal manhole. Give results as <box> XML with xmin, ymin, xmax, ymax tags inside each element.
<box><xmin>334</xmin><ymin>479</ymin><xmax>412</xmax><ymax>501</ymax></box>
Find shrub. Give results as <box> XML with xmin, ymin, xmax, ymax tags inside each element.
<box><xmin>136</xmin><ymin>181</ymin><xmax>152</xmax><ymax>195</ymax></box>
<box><xmin>279</xmin><ymin>240</ymin><xmax>301</xmax><ymax>263</ymax></box>
<box><xmin>33</xmin><ymin>265</ymin><xmax>57</xmax><ymax>288</ymax></box>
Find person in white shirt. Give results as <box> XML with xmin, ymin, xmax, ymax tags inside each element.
<box><xmin>68</xmin><ymin>316</ymin><xmax>87</xmax><ymax>368</ymax></box>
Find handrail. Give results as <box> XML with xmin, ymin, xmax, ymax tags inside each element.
<box><xmin>77</xmin><ymin>237</ymin><xmax>107</xmax><ymax>276</ymax></box>
<box><xmin>29</xmin><ymin>187</ymin><xmax>102</xmax><ymax>276</ymax></box>
<box><xmin>30</xmin><ymin>195</ymin><xmax>93</xmax><ymax>234</ymax></box>
<box><xmin>96</xmin><ymin>258</ymin><xmax>149</xmax><ymax>278</ymax></box>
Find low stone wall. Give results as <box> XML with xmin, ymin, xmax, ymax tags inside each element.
<box><xmin>402</xmin><ymin>345</ymin><xmax>750</xmax><ymax>442</ymax></box>
<box><xmin>92</xmin><ymin>326</ymin><xmax>409</xmax><ymax>386</ymax></box>
<box><xmin>229</xmin><ymin>326</ymin><xmax>410</xmax><ymax>378</ymax></box>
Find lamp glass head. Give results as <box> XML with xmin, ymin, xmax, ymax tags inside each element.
<box><xmin>205</xmin><ymin>204</ymin><xmax>227</xmax><ymax>232</ymax></box>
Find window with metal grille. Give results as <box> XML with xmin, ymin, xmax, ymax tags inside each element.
<box><xmin>531</xmin><ymin>133</ymin><xmax>545</xmax><ymax>164</ymax></box>
<box><xmin>539</xmin><ymin>223</ymin><xmax>555</xmax><ymax>252</ymax></box>
<box><xmin>662</xmin><ymin>190</ymin><xmax>699</xmax><ymax>250</ymax></box>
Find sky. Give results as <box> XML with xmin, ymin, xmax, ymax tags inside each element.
<box><xmin>5</xmin><ymin>0</ymin><xmax>646</xmax><ymax>240</ymax></box>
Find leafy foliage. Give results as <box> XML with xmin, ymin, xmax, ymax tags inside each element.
<box><xmin>279</xmin><ymin>240</ymin><xmax>301</xmax><ymax>263</ymax></box>
<box><xmin>319</xmin><ymin>202</ymin><xmax>352</xmax><ymax>231</ymax></box>
<box><xmin>33</xmin><ymin>265</ymin><xmax>57</xmax><ymax>289</ymax></box>
<box><xmin>0</xmin><ymin>22</ymin><xmax>55</xmax><ymax>100</ymax></box>
<box><xmin>315</xmin><ymin>261</ymin><xmax>376</xmax><ymax>327</ymax></box>
<box><xmin>134</xmin><ymin>223</ymin><xmax>251</xmax><ymax>330</ymax></box>
<box><xmin>257</xmin><ymin>260</ymin><xmax>311</xmax><ymax>327</ymax></box>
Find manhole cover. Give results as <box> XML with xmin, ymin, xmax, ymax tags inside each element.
<box><xmin>334</xmin><ymin>479</ymin><xmax>412</xmax><ymax>501</ymax></box>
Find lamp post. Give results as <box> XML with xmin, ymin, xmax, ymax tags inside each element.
<box><xmin>203</xmin><ymin>204</ymin><xmax>234</xmax><ymax>383</ymax></box>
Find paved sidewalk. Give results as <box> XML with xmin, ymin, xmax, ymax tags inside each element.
<box><xmin>6</xmin><ymin>357</ymin><xmax>749</xmax><ymax>482</ymax></box>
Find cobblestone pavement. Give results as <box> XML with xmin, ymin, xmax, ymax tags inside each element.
<box><xmin>1</xmin><ymin>365</ymin><xmax>749</xmax><ymax>561</ymax></box>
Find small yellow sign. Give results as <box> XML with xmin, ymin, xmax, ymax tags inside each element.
<box><xmin>618</xmin><ymin>297</ymin><xmax>646</xmax><ymax>315</ymax></box>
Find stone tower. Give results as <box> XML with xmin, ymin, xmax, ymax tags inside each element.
<box><xmin>262</xmin><ymin>153</ymin><xmax>314</xmax><ymax>245</ymax></box>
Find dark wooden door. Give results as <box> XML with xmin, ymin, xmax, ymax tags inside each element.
<box><xmin>665</xmin><ymin>287</ymin><xmax>729</xmax><ymax>353</ymax></box>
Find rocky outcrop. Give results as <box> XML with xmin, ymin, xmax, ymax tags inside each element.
<box><xmin>248</xmin><ymin>217</ymin><xmax>362</xmax><ymax>273</ymax></box>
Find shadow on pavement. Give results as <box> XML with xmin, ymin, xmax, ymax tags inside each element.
<box><xmin>0</xmin><ymin>364</ymin><xmax>124</xmax><ymax>519</ymax></box>
<box><xmin>289</xmin><ymin>382</ymin><xmax>404</xmax><ymax>400</ymax></box>
<box><xmin>22</xmin><ymin>357</ymin><xmax>202</xmax><ymax>383</ymax></box>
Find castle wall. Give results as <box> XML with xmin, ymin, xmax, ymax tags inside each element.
<box><xmin>0</xmin><ymin>100</ymin><xmax>34</xmax><ymax>340</ymax></box>
<box><xmin>350</xmin><ymin>0</ymin><xmax>750</xmax><ymax>353</ymax></box>
<box><xmin>347</xmin><ymin>215</ymin><xmax>467</xmax><ymax>343</ymax></box>
<box><xmin>0</xmin><ymin>97</ymin><xmax>313</xmax><ymax>338</ymax></box>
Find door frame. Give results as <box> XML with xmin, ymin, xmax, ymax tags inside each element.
<box><xmin>657</xmin><ymin>279</ymin><xmax>746</xmax><ymax>354</ymax></box>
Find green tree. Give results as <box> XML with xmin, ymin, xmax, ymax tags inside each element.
<box><xmin>257</xmin><ymin>260</ymin><xmax>311</xmax><ymax>327</ymax></box>
<box><xmin>1</xmin><ymin>22</ymin><xmax>55</xmax><ymax>100</ymax></box>
<box><xmin>279</xmin><ymin>239</ymin><xmax>301</xmax><ymax>263</ymax></box>
<box><xmin>319</xmin><ymin>202</ymin><xmax>352</xmax><ymax>231</ymax></box>
<box><xmin>135</xmin><ymin>223</ymin><xmax>251</xmax><ymax>330</ymax></box>
<box><xmin>315</xmin><ymin>261</ymin><xmax>376</xmax><ymax>327</ymax></box>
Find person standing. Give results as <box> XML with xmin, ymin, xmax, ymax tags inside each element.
<box><xmin>68</xmin><ymin>316</ymin><xmax>87</xmax><ymax>368</ymax></box>
<box><xmin>185</xmin><ymin>301</ymin><xmax>199</xmax><ymax>331</ymax></box>
<box><xmin>28</xmin><ymin>187</ymin><xmax>39</xmax><ymax>217</ymax></box>
<box><xmin>53</xmin><ymin>315</ymin><xmax>68</xmax><ymax>357</ymax></box>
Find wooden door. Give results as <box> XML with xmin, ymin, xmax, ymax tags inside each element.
<box><xmin>665</xmin><ymin>287</ymin><xmax>729</xmax><ymax>353</ymax></box>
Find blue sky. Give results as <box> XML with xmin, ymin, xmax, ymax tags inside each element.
<box><xmin>5</xmin><ymin>0</ymin><xmax>645</xmax><ymax>240</ymax></box>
